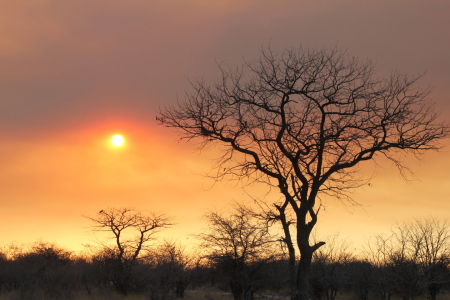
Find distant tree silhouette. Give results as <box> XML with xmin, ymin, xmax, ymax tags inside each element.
<box><xmin>198</xmin><ymin>203</ymin><xmax>278</xmax><ymax>300</ymax></box>
<box><xmin>364</xmin><ymin>218</ymin><xmax>450</xmax><ymax>300</ymax></box>
<box><xmin>142</xmin><ymin>240</ymin><xmax>198</xmax><ymax>299</ymax></box>
<box><xmin>2</xmin><ymin>242</ymin><xmax>75</xmax><ymax>299</ymax></box>
<box><xmin>86</xmin><ymin>207</ymin><xmax>172</xmax><ymax>294</ymax></box>
<box><xmin>389</xmin><ymin>218</ymin><xmax>450</xmax><ymax>300</ymax></box>
<box><xmin>158</xmin><ymin>45</ymin><xmax>449</xmax><ymax>300</ymax></box>
<box><xmin>407</xmin><ymin>218</ymin><xmax>450</xmax><ymax>300</ymax></box>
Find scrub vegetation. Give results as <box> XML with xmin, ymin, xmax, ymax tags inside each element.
<box><xmin>0</xmin><ymin>213</ymin><xmax>449</xmax><ymax>300</ymax></box>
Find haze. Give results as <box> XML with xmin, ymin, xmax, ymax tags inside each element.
<box><xmin>0</xmin><ymin>0</ymin><xmax>449</xmax><ymax>252</ymax></box>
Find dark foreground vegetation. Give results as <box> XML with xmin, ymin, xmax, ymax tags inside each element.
<box><xmin>0</xmin><ymin>215</ymin><xmax>449</xmax><ymax>300</ymax></box>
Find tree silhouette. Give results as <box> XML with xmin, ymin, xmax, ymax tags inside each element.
<box><xmin>199</xmin><ymin>203</ymin><xmax>277</xmax><ymax>300</ymax></box>
<box><xmin>86</xmin><ymin>207</ymin><xmax>172</xmax><ymax>294</ymax></box>
<box><xmin>367</xmin><ymin>218</ymin><xmax>450</xmax><ymax>300</ymax></box>
<box><xmin>158</xmin><ymin>46</ymin><xmax>449</xmax><ymax>300</ymax></box>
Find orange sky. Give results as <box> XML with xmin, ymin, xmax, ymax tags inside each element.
<box><xmin>0</xmin><ymin>0</ymin><xmax>449</xmax><ymax>253</ymax></box>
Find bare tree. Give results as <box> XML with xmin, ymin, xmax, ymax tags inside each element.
<box><xmin>394</xmin><ymin>218</ymin><xmax>450</xmax><ymax>300</ymax></box>
<box><xmin>364</xmin><ymin>218</ymin><xmax>450</xmax><ymax>300</ymax></box>
<box><xmin>364</xmin><ymin>235</ymin><xmax>396</xmax><ymax>300</ymax></box>
<box><xmin>145</xmin><ymin>240</ymin><xmax>198</xmax><ymax>299</ymax></box>
<box><xmin>198</xmin><ymin>203</ymin><xmax>277</xmax><ymax>300</ymax></box>
<box><xmin>157</xmin><ymin>46</ymin><xmax>449</xmax><ymax>300</ymax></box>
<box><xmin>86</xmin><ymin>207</ymin><xmax>172</xmax><ymax>294</ymax></box>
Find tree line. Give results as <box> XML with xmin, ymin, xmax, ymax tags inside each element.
<box><xmin>0</xmin><ymin>206</ymin><xmax>449</xmax><ymax>300</ymax></box>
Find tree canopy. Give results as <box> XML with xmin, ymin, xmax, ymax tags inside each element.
<box><xmin>158</xmin><ymin>46</ymin><xmax>449</xmax><ymax>300</ymax></box>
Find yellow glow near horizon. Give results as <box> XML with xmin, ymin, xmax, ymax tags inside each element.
<box><xmin>111</xmin><ymin>134</ymin><xmax>125</xmax><ymax>147</ymax></box>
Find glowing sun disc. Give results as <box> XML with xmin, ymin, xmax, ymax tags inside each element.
<box><xmin>111</xmin><ymin>134</ymin><xmax>124</xmax><ymax>147</ymax></box>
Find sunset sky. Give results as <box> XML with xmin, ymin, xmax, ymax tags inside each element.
<box><xmin>1</xmin><ymin>0</ymin><xmax>449</xmax><ymax>253</ymax></box>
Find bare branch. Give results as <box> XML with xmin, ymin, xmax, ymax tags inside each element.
<box><xmin>158</xmin><ymin>45</ymin><xmax>449</xmax><ymax>299</ymax></box>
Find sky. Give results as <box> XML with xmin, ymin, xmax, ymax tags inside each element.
<box><xmin>0</xmin><ymin>0</ymin><xmax>449</xmax><ymax>253</ymax></box>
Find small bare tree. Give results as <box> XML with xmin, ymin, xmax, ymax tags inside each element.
<box><xmin>395</xmin><ymin>218</ymin><xmax>450</xmax><ymax>300</ymax></box>
<box><xmin>365</xmin><ymin>218</ymin><xmax>450</xmax><ymax>300</ymax></box>
<box><xmin>158</xmin><ymin>46</ymin><xmax>449</xmax><ymax>300</ymax></box>
<box><xmin>145</xmin><ymin>240</ymin><xmax>198</xmax><ymax>299</ymax></box>
<box><xmin>199</xmin><ymin>203</ymin><xmax>277</xmax><ymax>300</ymax></box>
<box><xmin>86</xmin><ymin>207</ymin><xmax>172</xmax><ymax>294</ymax></box>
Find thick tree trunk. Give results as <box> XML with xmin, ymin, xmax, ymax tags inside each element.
<box><xmin>175</xmin><ymin>280</ymin><xmax>187</xmax><ymax>298</ymax></box>
<box><xmin>230</xmin><ymin>279</ymin><xmax>244</xmax><ymax>300</ymax></box>
<box><xmin>277</xmin><ymin>194</ymin><xmax>324</xmax><ymax>300</ymax></box>
<box><xmin>294</xmin><ymin>206</ymin><xmax>324</xmax><ymax>300</ymax></box>
<box><xmin>428</xmin><ymin>285</ymin><xmax>438</xmax><ymax>300</ymax></box>
<box><xmin>296</xmin><ymin>249</ymin><xmax>313</xmax><ymax>300</ymax></box>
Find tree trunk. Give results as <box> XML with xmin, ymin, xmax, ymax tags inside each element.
<box><xmin>230</xmin><ymin>280</ymin><xmax>244</xmax><ymax>300</ymax></box>
<box><xmin>296</xmin><ymin>249</ymin><xmax>313</xmax><ymax>300</ymax></box>
<box><xmin>428</xmin><ymin>285</ymin><xmax>438</xmax><ymax>300</ymax></box>
<box><xmin>289</xmin><ymin>256</ymin><xmax>299</xmax><ymax>300</ymax></box>
<box><xmin>175</xmin><ymin>280</ymin><xmax>187</xmax><ymax>298</ymax></box>
<box><xmin>294</xmin><ymin>206</ymin><xmax>313</xmax><ymax>300</ymax></box>
<box><xmin>294</xmin><ymin>210</ymin><xmax>324</xmax><ymax>300</ymax></box>
<box><xmin>276</xmin><ymin>200</ymin><xmax>299</xmax><ymax>300</ymax></box>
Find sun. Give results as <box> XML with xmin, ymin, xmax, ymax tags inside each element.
<box><xmin>111</xmin><ymin>134</ymin><xmax>125</xmax><ymax>147</ymax></box>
